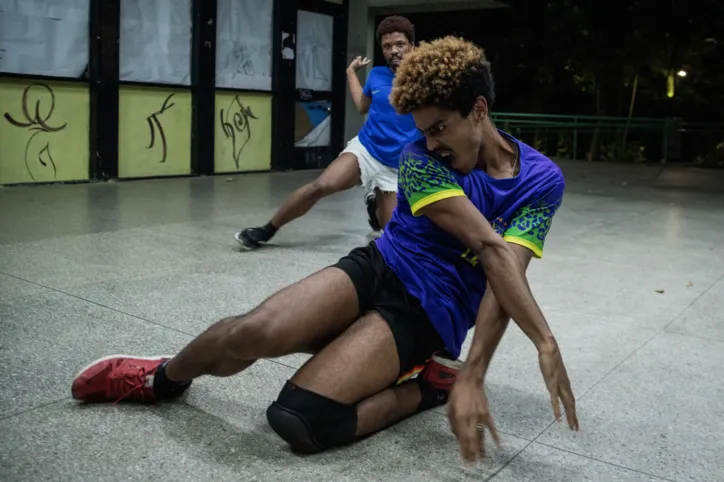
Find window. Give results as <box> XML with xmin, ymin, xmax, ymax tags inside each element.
<box><xmin>119</xmin><ymin>0</ymin><xmax>192</xmax><ymax>85</ymax></box>
<box><xmin>215</xmin><ymin>0</ymin><xmax>273</xmax><ymax>91</ymax></box>
<box><xmin>0</xmin><ymin>0</ymin><xmax>90</xmax><ymax>78</ymax></box>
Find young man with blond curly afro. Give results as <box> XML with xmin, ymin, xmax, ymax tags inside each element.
<box><xmin>70</xmin><ymin>37</ymin><xmax>578</xmax><ymax>464</ymax></box>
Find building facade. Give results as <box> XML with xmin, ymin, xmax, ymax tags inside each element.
<box><xmin>0</xmin><ymin>0</ymin><xmax>350</xmax><ymax>185</ymax></box>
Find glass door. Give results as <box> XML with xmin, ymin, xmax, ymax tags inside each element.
<box><xmin>290</xmin><ymin>1</ymin><xmax>346</xmax><ymax>169</ymax></box>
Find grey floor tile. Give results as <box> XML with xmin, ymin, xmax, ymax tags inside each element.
<box><xmin>547</xmin><ymin>209</ymin><xmax>724</xmax><ymax>282</ymax></box>
<box><xmin>0</xmin><ymin>272</ymin><xmax>50</xmax><ymax>303</ymax></box>
<box><xmin>0</xmin><ymin>291</ymin><xmax>191</xmax><ymax>418</ymax></box>
<box><xmin>152</xmin><ymin>209</ymin><xmax>374</xmax><ymax>255</ymax></box>
<box><xmin>65</xmin><ymin>248</ymin><xmax>345</xmax><ymax>335</ymax></box>
<box><xmin>526</xmin><ymin>253</ymin><xmax>712</xmax><ymax>330</ymax></box>
<box><xmin>0</xmin><ymin>398</ymin><xmax>356</xmax><ymax>482</ymax></box>
<box><xmin>0</xmin><ymin>171</ymin><xmax>315</xmax><ymax>245</ymax></box>
<box><xmin>338</xmin><ymin>416</ymin><xmax>528</xmax><ymax>481</ymax></box>
<box><xmin>0</xmin><ymin>227</ymin><xmax>238</xmax><ymax>289</ymax></box>
<box><xmin>437</xmin><ymin>311</ymin><xmax>657</xmax><ymax>440</ymax></box>
<box><xmin>666</xmin><ymin>276</ymin><xmax>724</xmax><ymax>342</ymax></box>
<box><xmin>491</xmin><ymin>442</ymin><xmax>671</xmax><ymax>482</ymax></box>
<box><xmin>537</xmin><ymin>332</ymin><xmax>724</xmax><ymax>482</ymax></box>
<box><xmin>188</xmin><ymin>365</ymin><xmax>529</xmax><ymax>482</ymax></box>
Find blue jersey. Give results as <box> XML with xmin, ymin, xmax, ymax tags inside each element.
<box><xmin>358</xmin><ymin>67</ymin><xmax>421</xmax><ymax>169</ymax></box>
<box><xmin>375</xmin><ymin>131</ymin><xmax>565</xmax><ymax>357</ymax></box>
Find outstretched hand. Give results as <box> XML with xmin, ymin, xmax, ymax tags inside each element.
<box><xmin>538</xmin><ymin>343</ymin><xmax>579</xmax><ymax>430</ymax></box>
<box><xmin>447</xmin><ymin>379</ymin><xmax>500</xmax><ymax>464</ymax></box>
<box><xmin>347</xmin><ymin>56</ymin><xmax>371</xmax><ymax>72</ymax></box>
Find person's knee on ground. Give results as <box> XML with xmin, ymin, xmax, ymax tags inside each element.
<box><xmin>266</xmin><ymin>380</ymin><xmax>358</xmax><ymax>454</ymax></box>
<box><xmin>265</xmin><ymin>378</ymin><xmax>451</xmax><ymax>454</ymax></box>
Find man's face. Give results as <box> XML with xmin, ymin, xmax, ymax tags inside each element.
<box><xmin>412</xmin><ymin>102</ymin><xmax>485</xmax><ymax>174</ymax></box>
<box><xmin>380</xmin><ymin>32</ymin><xmax>412</xmax><ymax>71</ymax></box>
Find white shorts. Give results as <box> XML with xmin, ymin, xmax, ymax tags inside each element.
<box><xmin>341</xmin><ymin>136</ymin><xmax>398</xmax><ymax>193</ymax></box>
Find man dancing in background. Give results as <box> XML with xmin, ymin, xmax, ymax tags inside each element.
<box><xmin>235</xmin><ymin>16</ymin><xmax>421</xmax><ymax>249</ymax></box>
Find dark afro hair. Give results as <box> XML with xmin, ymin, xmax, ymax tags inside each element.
<box><xmin>390</xmin><ymin>36</ymin><xmax>496</xmax><ymax>117</ymax></box>
<box><xmin>376</xmin><ymin>15</ymin><xmax>415</xmax><ymax>44</ymax></box>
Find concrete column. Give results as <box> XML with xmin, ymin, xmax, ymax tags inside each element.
<box><xmin>344</xmin><ymin>0</ymin><xmax>370</xmax><ymax>142</ymax></box>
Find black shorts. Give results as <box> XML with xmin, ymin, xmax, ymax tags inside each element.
<box><xmin>332</xmin><ymin>241</ymin><xmax>446</xmax><ymax>383</ymax></box>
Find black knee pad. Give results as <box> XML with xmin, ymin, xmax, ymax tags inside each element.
<box><xmin>266</xmin><ymin>381</ymin><xmax>357</xmax><ymax>454</ymax></box>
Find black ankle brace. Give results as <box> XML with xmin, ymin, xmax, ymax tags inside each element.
<box><xmin>153</xmin><ymin>362</ymin><xmax>191</xmax><ymax>399</ymax></box>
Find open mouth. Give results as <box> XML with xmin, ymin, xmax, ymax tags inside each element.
<box><xmin>437</xmin><ymin>151</ymin><xmax>455</xmax><ymax>162</ymax></box>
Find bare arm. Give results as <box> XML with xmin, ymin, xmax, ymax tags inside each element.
<box><xmin>459</xmin><ymin>244</ymin><xmax>534</xmax><ymax>385</ymax></box>
<box><xmin>418</xmin><ymin>196</ymin><xmax>557</xmax><ymax>354</ymax></box>
<box><xmin>346</xmin><ymin>57</ymin><xmax>372</xmax><ymax>114</ymax></box>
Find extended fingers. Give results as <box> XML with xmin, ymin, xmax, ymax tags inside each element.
<box><xmin>549</xmin><ymin>383</ymin><xmax>561</xmax><ymax>421</ymax></box>
<box><xmin>459</xmin><ymin>421</ymin><xmax>479</xmax><ymax>463</ymax></box>
<box><xmin>486</xmin><ymin>415</ymin><xmax>501</xmax><ymax>448</ymax></box>
<box><xmin>560</xmin><ymin>384</ymin><xmax>579</xmax><ymax>430</ymax></box>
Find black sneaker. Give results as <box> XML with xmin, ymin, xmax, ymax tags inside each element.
<box><xmin>365</xmin><ymin>192</ymin><xmax>382</xmax><ymax>232</ymax></box>
<box><xmin>234</xmin><ymin>226</ymin><xmax>275</xmax><ymax>250</ymax></box>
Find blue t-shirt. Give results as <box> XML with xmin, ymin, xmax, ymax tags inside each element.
<box><xmin>358</xmin><ymin>67</ymin><xmax>420</xmax><ymax>169</ymax></box>
<box><xmin>375</xmin><ymin>131</ymin><xmax>565</xmax><ymax>358</ymax></box>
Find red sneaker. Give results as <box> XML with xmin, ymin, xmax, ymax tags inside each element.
<box><xmin>421</xmin><ymin>353</ymin><xmax>463</xmax><ymax>392</ymax></box>
<box><xmin>71</xmin><ymin>355</ymin><xmax>171</xmax><ymax>404</ymax></box>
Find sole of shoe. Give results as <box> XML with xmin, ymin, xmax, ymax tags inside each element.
<box><xmin>234</xmin><ymin>232</ymin><xmax>261</xmax><ymax>251</ymax></box>
<box><xmin>73</xmin><ymin>354</ymin><xmax>174</xmax><ymax>380</ymax></box>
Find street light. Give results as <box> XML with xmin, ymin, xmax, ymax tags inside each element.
<box><xmin>677</xmin><ymin>70</ymin><xmax>687</xmax><ymax>78</ymax></box>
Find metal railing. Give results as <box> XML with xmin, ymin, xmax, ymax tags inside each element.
<box><xmin>490</xmin><ymin>112</ymin><xmax>724</xmax><ymax>167</ymax></box>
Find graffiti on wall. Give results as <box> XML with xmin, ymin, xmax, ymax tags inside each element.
<box><xmin>0</xmin><ymin>80</ymin><xmax>89</xmax><ymax>185</ymax></box>
<box><xmin>3</xmin><ymin>83</ymin><xmax>67</xmax><ymax>180</ymax></box>
<box><xmin>214</xmin><ymin>91</ymin><xmax>271</xmax><ymax>173</ymax></box>
<box><xmin>146</xmin><ymin>93</ymin><xmax>176</xmax><ymax>163</ymax></box>
<box><xmin>220</xmin><ymin>95</ymin><xmax>259</xmax><ymax>169</ymax></box>
<box><xmin>118</xmin><ymin>86</ymin><xmax>191</xmax><ymax>178</ymax></box>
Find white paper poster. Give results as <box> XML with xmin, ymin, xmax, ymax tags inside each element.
<box><xmin>0</xmin><ymin>0</ymin><xmax>90</xmax><ymax>77</ymax></box>
<box><xmin>119</xmin><ymin>0</ymin><xmax>192</xmax><ymax>85</ymax></box>
<box><xmin>295</xmin><ymin>10</ymin><xmax>333</xmax><ymax>92</ymax></box>
<box><xmin>216</xmin><ymin>0</ymin><xmax>273</xmax><ymax>91</ymax></box>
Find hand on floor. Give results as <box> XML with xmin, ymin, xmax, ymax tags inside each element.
<box><xmin>447</xmin><ymin>379</ymin><xmax>500</xmax><ymax>464</ymax></box>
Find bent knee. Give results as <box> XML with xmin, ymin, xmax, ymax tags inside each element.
<box><xmin>308</xmin><ymin>177</ymin><xmax>343</xmax><ymax>198</ymax></box>
<box><xmin>266</xmin><ymin>381</ymin><xmax>357</xmax><ymax>453</ymax></box>
<box><xmin>222</xmin><ymin>312</ymin><xmax>287</xmax><ymax>360</ymax></box>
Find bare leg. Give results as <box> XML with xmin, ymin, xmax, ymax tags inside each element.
<box><xmin>287</xmin><ymin>312</ymin><xmax>436</xmax><ymax>442</ymax></box>
<box><xmin>164</xmin><ymin>267</ymin><xmax>360</xmax><ymax>382</ymax></box>
<box><xmin>375</xmin><ymin>188</ymin><xmax>398</xmax><ymax>229</ymax></box>
<box><xmin>270</xmin><ymin>153</ymin><xmax>361</xmax><ymax>228</ymax></box>
<box><xmin>356</xmin><ymin>382</ymin><xmax>422</xmax><ymax>437</ymax></box>
<box><xmin>290</xmin><ymin>312</ymin><xmax>400</xmax><ymax>403</ymax></box>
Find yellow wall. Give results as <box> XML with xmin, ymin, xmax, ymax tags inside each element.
<box><xmin>215</xmin><ymin>91</ymin><xmax>272</xmax><ymax>173</ymax></box>
<box><xmin>0</xmin><ymin>79</ymin><xmax>89</xmax><ymax>185</ymax></box>
<box><xmin>118</xmin><ymin>86</ymin><xmax>191</xmax><ymax>178</ymax></box>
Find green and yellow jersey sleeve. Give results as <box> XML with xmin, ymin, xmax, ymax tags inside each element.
<box><xmin>502</xmin><ymin>183</ymin><xmax>564</xmax><ymax>258</ymax></box>
<box><xmin>398</xmin><ymin>150</ymin><xmax>466</xmax><ymax>216</ymax></box>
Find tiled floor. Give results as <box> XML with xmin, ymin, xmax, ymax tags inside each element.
<box><xmin>1</xmin><ymin>161</ymin><xmax>723</xmax><ymax>481</ymax></box>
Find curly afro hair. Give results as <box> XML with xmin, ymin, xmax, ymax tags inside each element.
<box><xmin>390</xmin><ymin>36</ymin><xmax>495</xmax><ymax>117</ymax></box>
<box><xmin>376</xmin><ymin>15</ymin><xmax>415</xmax><ymax>44</ymax></box>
